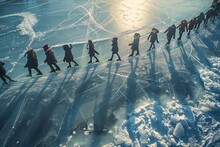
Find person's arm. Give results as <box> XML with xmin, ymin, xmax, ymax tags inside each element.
<box><xmin>156</xmin><ymin>34</ymin><xmax>159</xmax><ymax>43</ymax></box>
<box><xmin>147</xmin><ymin>33</ymin><xmax>152</xmax><ymax>40</ymax></box>
<box><xmin>164</xmin><ymin>28</ymin><xmax>169</xmax><ymax>33</ymax></box>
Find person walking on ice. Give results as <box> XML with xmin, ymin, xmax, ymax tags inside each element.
<box><xmin>147</xmin><ymin>28</ymin><xmax>159</xmax><ymax>51</ymax></box>
<box><xmin>24</xmin><ymin>48</ymin><xmax>43</xmax><ymax>77</ymax></box>
<box><xmin>164</xmin><ymin>25</ymin><xmax>176</xmax><ymax>45</ymax></box>
<box><xmin>177</xmin><ymin>20</ymin><xmax>188</xmax><ymax>40</ymax></box>
<box><xmin>195</xmin><ymin>12</ymin><xmax>205</xmax><ymax>31</ymax></box>
<box><xmin>87</xmin><ymin>40</ymin><xmax>99</xmax><ymax>64</ymax></box>
<box><xmin>43</xmin><ymin>44</ymin><xmax>61</xmax><ymax>73</ymax></box>
<box><xmin>108</xmin><ymin>37</ymin><xmax>121</xmax><ymax>61</ymax></box>
<box><xmin>187</xmin><ymin>18</ymin><xmax>197</xmax><ymax>37</ymax></box>
<box><xmin>128</xmin><ymin>33</ymin><xmax>140</xmax><ymax>57</ymax></box>
<box><xmin>63</xmin><ymin>44</ymin><xmax>79</xmax><ymax>68</ymax></box>
<box><xmin>0</xmin><ymin>61</ymin><xmax>15</xmax><ymax>84</ymax></box>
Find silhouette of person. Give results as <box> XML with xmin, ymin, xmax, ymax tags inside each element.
<box><xmin>108</xmin><ymin>37</ymin><xmax>121</xmax><ymax>61</ymax></box>
<box><xmin>195</xmin><ymin>12</ymin><xmax>205</xmax><ymax>30</ymax></box>
<box><xmin>204</xmin><ymin>9</ymin><xmax>215</xmax><ymax>25</ymax></box>
<box><xmin>177</xmin><ymin>20</ymin><xmax>188</xmax><ymax>40</ymax></box>
<box><xmin>164</xmin><ymin>25</ymin><xmax>176</xmax><ymax>45</ymax></box>
<box><xmin>129</xmin><ymin>33</ymin><xmax>140</xmax><ymax>57</ymax></box>
<box><xmin>87</xmin><ymin>40</ymin><xmax>99</xmax><ymax>64</ymax></box>
<box><xmin>0</xmin><ymin>61</ymin><xmax>15</xmax><ymax>84</ymax></box>
<box><xmin>63</xmin><ymin>44</ymin><xmax>79</xmax><ymax>68</ymax></box>
<box><xmin>43</xmin><ymin>44</ymin><xmax>61</xmax><ymax>73</ymax></box>
<box><xmin>147</xmin><ymin>28</ymin><xmax>159</xmax><ymax>51</ymax></box>
<box><xmin>24</xmin><ymin>48</ymin><xmax>43</xmax><ymax>77</ymax></box>
<box><xmin>187</xmin><ymin>18</ymin><xmax>197</xmax><ymax>36</ymax></box>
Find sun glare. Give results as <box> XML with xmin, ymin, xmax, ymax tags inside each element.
<box><xmin>111</xmin><ymin>0</ymin><xmax>153</xmax><ymax>31</ymax></box>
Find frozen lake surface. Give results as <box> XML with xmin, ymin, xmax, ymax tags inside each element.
<box><xmin>0</xmin><ymin>0</ymin><xmax>220</xmax><ymax>146</ymax></box>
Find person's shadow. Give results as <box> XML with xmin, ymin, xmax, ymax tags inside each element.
<box><xmin>90</xmin><ymin>62</ymin><xmax>120</xmax><ymax>146</ymax></box>
<box><xmin>125</xmin><ymin>57</ymin><xmax>139</xmax><ymax>142</ymax></box>
<box><xmin>55</xmin><ymin>64</ymin><xmax>98</xmax><ymax>145</ymax></box>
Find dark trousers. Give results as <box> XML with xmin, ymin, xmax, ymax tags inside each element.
<box><xmin>166</xmin><ymin>37</ymin><xmax>172</xmax><ymax>45</ymax></box>
<box><xmin>89</xmin><ymin>55</ymin><xmax>99</xmax><ymax>62</ymax></box>
<box><xmin>130</xmin><ymin>49</ymin><xmax>139</xmax><ymax>56</ymax></box>
<box><xmin>110</xmin><ymin>53</ymin><xmax>121</xmax><ymax>60</ymax></box>
<box><xmin>49</xmin><ymin>63</ymin><xmax>60</xmax><ymax>71</ymax></box>
<box><xmin>178</xmin><ymin>31</ymin><xmax>184</xmax><ymax>40</ymax></box>
<box><xmin>28</xmin><ymin>67</ymin><xmax>42</xmax><ymax>76</ymax></box>
<box><xmin>0</xmin><ymin>75</ymin><xmax>12</xmax><ymax>83</ymax></box>
<box><xmin>148</xmin><ymin>42</ymin><xmax>155</xmax><ymax>50</ymax></box>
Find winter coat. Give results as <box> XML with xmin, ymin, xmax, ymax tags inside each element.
<box><xmin>188</xmin><ymin>19</ymin><xmax>196</xmax><ymax>30</ymax></box>
<box><xmin>63</xmin><ymin>45</ymin><xmax>74</xmax><ymax>62</ymax></box>
<box><xmin>197</xmin><ymin>13</ymin><xmax>205</xmax><ymax>23</ymax></box>
<box><xmin>88</xmin><ymin>43</ymin><xmax>99</xmax><ymax>56</ymax></box>
<box><xmin>148</xmin><ymin>32</ymin><xmax>159</xmax><ymax>43</ymax></box>
<box><xmin>24</xmin><ymin>50</ymin><xmax>38</xmax><ymax>68</ymax></box>
<box><xmin>111</xmin><ymin>40</ymin><xmax>119</xmax><ymax>54</ymax></box>
<box><xmin>130</xmin><ymin>38</ymin><xmax>139</xmax><ymax>51</ymax></box>
<box><xmin>164</xmin><ymin>25</ymin><xmax>176</xmax><ymax>39</ymax></box>
<box><xmin>44</xmin><ymin>49</ymin><xmax>57</xmax><ymax>65</ymax></box>
<box><xmin>0</xmin><ymin>61</ymin><xmax>6</xmax><ymax>76</ymax></box>
<box><xmin>177</xmin><ymin>21</ymin><xmax>188</xmax><ymax>32</ymax></box>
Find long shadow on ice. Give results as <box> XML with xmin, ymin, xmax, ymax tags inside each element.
<box><xmin>196</xmin><ymin>29</ymin><xmax>220</xmax><ymax>56</ymax></box>
<box><xmin>189</xmin><ymin>38</ymin><xmax>211</xmax><ymax>68</ymax></box>
<box><xmin>8</xmin><ymin>73</ymin><xmax>70</xmax><ymax>146</ymax></box>
<box><xmin>0</xmin><ymin>77</ymin><xmax>40</xmax><ymax>147</ymax></box>
<box><xmin>56</xmin><ymin>64</ymin><xmax>98</xmax><ymax>145</ymax></box>
<box><xmin>145</xmin><ymin>51</ymin><xmax>161</xmax><ymax>100</ymax></box>
<box><xmin>125</xmin><ymin>57</ymin><xmax>139</xmax><ymax>142</ymax></box>
<box><xmin>177</xmin><ymin>41</ymin><xmax>205</xmax><ymax>90</ymax></box>
<box><xmin>90</xmin><ymin>62</ymin><xmax>120</xmax><ymax>147</ymax></box>
<box><xmin>163</xmin><ymin>46</ymin><xmax>194</xmax><ymax>102</ymax></box>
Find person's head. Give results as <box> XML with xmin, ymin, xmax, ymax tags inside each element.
<box><xmin>63</xmin><ymin>45</ymin><xmax>69</xmax><ymax>49</ymax></box>
<box><xmin>43</xmin><ymin>44</ymin><xmax>51</xmax><ymax>51</ymax></box>
<box><xmin>112</xmin><ymin>37</ymin><xmax>118</xmax><ymax>42</ymax></box>
<box><xmin>172</xmin><ymin>24</ymin><xmax>176</xmax><ymax>28</ymax></box>
<box><xmin>88</xmin><ymin>40</ymin><xmax>92</xmax><ymax>44</ymax></box>
<box><xmin>134</xmin><ymin>33</ymin><xmax>140</xmax><ymax>38</ymax></box>
<box><xmin>152</xmin><ymin>28</ymin><xmax>159</xmax><ymax>33</ymax></box>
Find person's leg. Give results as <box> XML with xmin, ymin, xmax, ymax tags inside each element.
<box><xmin>136</xmin><ymin>49</ymin><xmax>139</xmax><ymax>55</ymax></box>
<box><xmin>72</xmin><ymin>60</ymin><xmax>79</xmax><ymax>66</ymax></box>
<box><xmin>108</xmin><ymin>53</ymin><xmax>114</xmax><ymax>61</ymax></box>
<box><xmin>116</xmin><ymin>53</ymin><xmax>121</xmax><ymax>61</ymax></box>
<box><xmin>28</xmin><ymin>67</ymin><xmax>32</xmax><ymax>76</ymax></box>
<box><xmin>34</xmin><ymin>67</ymin><xmax>43</xmax><ymax>75</ymax></box>
<box><xmin>67</xmin><ymin>62</ymin><xmax>71</xmax><ymax>68</ymax></box>
<box><xmin>167</xmin><ymin>37</ymin><xmax>171</xmax><ymax>45</ymax></box>
<box><xmin>178</xmin><ymin>31</ymin><xmax>183</xmax><ymax>40</ymax></box>
<box><xmin>49</xmin><ymin>64</ymin><xmax>55</xmax><ymax>72</ymax></box>
<box><xmin>4</xmin><ymin>75</ymin><xmax>15</xmax><ymax>81</ymax></box>
<box><xmin>197</xmin><ymin>23</ymin><xmax>201</xmax><ymax>29</ymax></box>
<box><xmin>88</xmin><ymin>56</ymin><xmax>92</xmax><ymax>63</ymax></box>
<box><xmin>53</xmin><ymin>63</ymin><xmax>60</xmax><ymax>70</ymax></box>
<box><xmin>187</xmin><ymin>30</ymin><xmax>191</xmax><ymax>36</ymax></box>
<box><xmin>152</xmin><ymin>43</ymin><xmax>155</xmax><ymax>49</ymax></box>
<box><xmin>94</xmin><ymin>56</ymin><xmax>99</xmax><ymax>62</ymax></box>
<box><xmin>1</xmin><ymin>75</ymin><xmax>7</xmax><ymax>84</ymax></box>
<box><xmin>129</xmin><ymin>50</ymin><xmax>134</xmax><ymax>56</ymax></box>
<box><xmin>148</xmin><ymin>43</ymin><xmax>153</xmax><ymax>51</ymax></box>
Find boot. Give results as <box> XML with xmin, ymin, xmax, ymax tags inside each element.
<box><xmin>108</xmin><ymin>58</ymin><xmax>112</xmax><ymax>61</ymax></box>
<box><xmin>117</xmin><ymin>58</ymin><xmax>121</xmax><ymax>61</ymax></box>
<box><xmin>50</xmin><ymin>69</ymin><xmax>56</xmax><ymax>73</ymax></box>
<box><xmin>88</xmin><ymin>61</ymin><xmax>92</xmax><ymax>64</ymax></box>
<box><xmin>96</xmin><ymin>59</ymin><xmax>99</xmax><ymax>62</ymax></box>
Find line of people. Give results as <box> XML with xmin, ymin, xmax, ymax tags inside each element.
<box><xmin>1</xmin><ymin>0</ymin><xmax>219</xmax><ymax>84</ymax></box>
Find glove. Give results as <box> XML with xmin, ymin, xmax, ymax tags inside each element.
<box><xmin>44</xmin><ymin>60</ymin><xmax>46</xmax><ymax>63</ymax></box>
<box><xmin>63</xmin><ymin>59</ymin><xmax>65</xmax><ymax>62</ymax></box>
<box><xmin>157</xmin><ymin>41</ymin><xmax>159</xmax><ymax>43</ymax></box>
